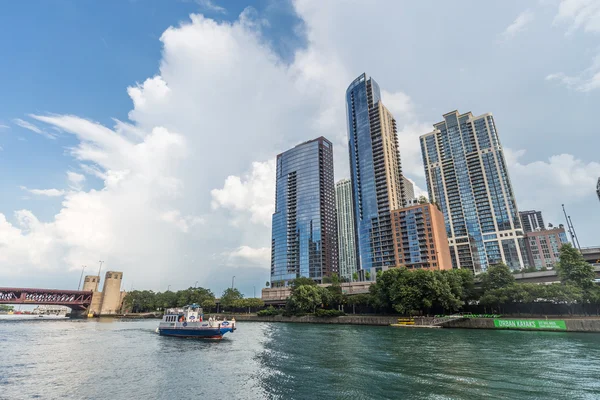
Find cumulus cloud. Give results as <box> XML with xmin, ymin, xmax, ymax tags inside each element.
<box><xmin>211</xmin><ymin>160</ymin><xmax>275</xmax><ymax>227</ymax></box>
<box><xmin>555</xmin><ymin>0</ymin><xmax>600</xmax><ymax>34</ymax></box>
<box><xmin>502</xmin><ymin>10</ymin><xmax>535</xmax><ymax>38</ymax></box>
<box><xmin>506</xmin><ymin>148</ymin><xmax>600</xmax><ymax>225</ymax></box>
<box><xmin>19</xmin><ymin>186</ymin><xmax>66</xmax><ymax>197</ymax></box>
<box><xmin>225</xmin><ymin>245</ymin><xmax>270</xmax><ymax>266</ymax></box>
<box><xmin>13</xmin><ymin>118</ymin><xmax>56</xmax><ymax>139</ymax></box>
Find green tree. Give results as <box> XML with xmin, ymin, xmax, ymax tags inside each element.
<box><xmin>352</xmin><ymin>272</ymin><xmax>358</xmax><ymax>282</ymax></box>
<box><xmin>556</xmin><ymin>243</ymin><xmax>595</xmax><ymax>289</ymax></box>
<box><xmin>244</xmin><ymin>297</ymin><xmax>265</xmax><ymax>312</ymax></box>
<box><xmin>287</xmin><ymin>285</ymin><xmax>324</xmax><ymax>313</ymax></box>
<box><xmin>291</xmin><ymin>276</ymin><xmax>317</xmax><ymax>290</ymax></box>
<box><xmin>0</xmin><ymin>305</ymin><xmax>14</xmax><ymax>312</ymax></box>
<box><xmin>365</xmin><ymin>271</ymin><xmax>371</xmax><ymax>281</ymax></box>
<box><xmin>418</xmin><ymin>195</ymin><xmax>428</xmax><ymax>204</ymax></box>
<box><xmin>481</xmin><ymin>263</ymin><xmax>515</xmax><ymax>292</ymax></box>
<box><xmin>201</xmin><ymin>298</ymin><xmax>216</xmax><ymax>313</ymax></box>
<box><xmin>220</xmin><ymin>288</ymin><xmax>244</xmax><ymax>310</ymax></box>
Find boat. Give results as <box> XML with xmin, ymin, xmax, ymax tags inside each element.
<box><xmin>156</xmin><ymin>304</ymin><xmax>236</xmax><ymax>339</ymax></box>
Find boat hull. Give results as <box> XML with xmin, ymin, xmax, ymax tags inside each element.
<box><xmin>158</xmin><ymin>327</ymin><xmax>234</xmax><ymax>339</ymax></box>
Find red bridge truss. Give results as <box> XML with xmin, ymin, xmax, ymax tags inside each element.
<box><xmin>0</xmin><ymin>287</ymin><xmax>93</xmax><ymax>310</ymax></box>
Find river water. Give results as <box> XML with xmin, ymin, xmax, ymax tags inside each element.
<box><xmin>1</xmin><ymin>319</ymin><xmax>600</xmax><ymax>399</ymax></box>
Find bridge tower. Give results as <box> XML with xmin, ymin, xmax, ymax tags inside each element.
<box><xmin>83</xmin><ymin>275</ymin><xmax>103</xmax><ymax>315</ymax></box>
<box><xmin>100</xmin><ymin>271</ymin><xmax>123</xmax><ymax>315</ymax></box>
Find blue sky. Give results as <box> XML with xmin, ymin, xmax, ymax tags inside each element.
<box><xmin>0</xmin><ymin>0</ymin><xmax>599</xmax><ymax>296</ymax></box>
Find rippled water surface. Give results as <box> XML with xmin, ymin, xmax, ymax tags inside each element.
<box><xmin>1</xmin><ymin>319</ymin><xmax>600</xmax><ymax>399</ymax></box>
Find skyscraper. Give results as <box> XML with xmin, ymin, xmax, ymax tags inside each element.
<box><xmin>519</xmin><ymin>210</ymin><xmax>545</xmax><ymax>233</ymax></box>
<box><xmin>402</xmin><ymin>176</ymin><xmax>415</xmax><ymax>203</ymax></box>
<box><xmin>420</xmin><ymin>110</ymin><xmax>525</xmax><ymax>272</ymax></box>
<box><xmin>346</xmin><ymin>73</ymin><xmax>406</xmax><ymax>275</ymax></box>
<box><xmin>335</xmin><ymin>179</ymin><xmax>357</xmax><ymax>281</ymax></box>
<box><xmin>270</xmin><ymin>137</ymin><xmax>337</xmax><ymax>286</ymax></box>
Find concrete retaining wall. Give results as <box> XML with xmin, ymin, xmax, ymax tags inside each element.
<box><xmin>444</xmin><ymin>317</ymin><xmax>600</xmax><ymax>332</ymax></box>
<box><xmin>233</xmin><ymin>314</ymin><xmax>399</xmax><ymax>326</ymax></box>
<box><xmin>233</xmin><ymin>314</ymin><xmax>600</xmax><ymax>332</ymax></box>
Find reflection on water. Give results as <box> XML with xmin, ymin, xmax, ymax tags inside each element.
<box><xmin>1</xmin><ymin>319</ymin><xmax>600</xmax><ymax>399</ymax></box>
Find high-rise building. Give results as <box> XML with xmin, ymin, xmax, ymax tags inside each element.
<box><xmin>519</xmin><ymin>210</ymin><xmax>545</xmax><ymax>233</ymax></box>
<box><xmin>523</xmin><ymin>226</ymin><xmax>569</xmax><ymax>269</ymax></box>
<box><xmin>420</xmin><ymin>110</ymin><xmax>525</xmax><ymax>272</ymax></box>
<box><xmin>270</xmin><ymin>137</ymin><xmax>338</xmax><ymax>286</ymax></box>
<box><xmin>391</xmin><ymin>203</ymin><xmax>452</xmax><ymax>270</ymax></box>
<box><xmin>346</xmin><ymin>73</ymin><xmax>406</xmax><ymax>275</ymax></box>
<box><xmin>402</xmin><ymin>176</ymin><xmax>415</xmax><ymax>204</ymax></box>
<box><xmin>335</xmin><ymin>179</ymin><xmax>358</xmax><ymax>281</ymax></box>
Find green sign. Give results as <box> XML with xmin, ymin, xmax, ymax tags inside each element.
<box><xmin>493</xmin><ymin>319</ymin><xmax>567</xmax><ymax>330</ymax></box>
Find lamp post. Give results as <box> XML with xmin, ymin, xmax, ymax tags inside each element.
<box><xmin>77</xmin><ymin>265</ymin><xmax>86</xmax><ymax>290</ymax></box>
<box><xmin>231</xmin><ymin>276</ymin><xmax>236</xmax><ymax>290</ymax></box>
<box><xmin>167</xmin><ymin>285</ymin><xmax>171</xmax><ymax>292</ymax></box>
<box><xmin>194</xmin><ymin>281</ymin><xmax>198</xmax><ymax>288</ymax></box>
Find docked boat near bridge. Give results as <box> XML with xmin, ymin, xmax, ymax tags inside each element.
<box><xmin>156</xmin><ymin>304</ymin><xmax>236</xmax><ymax>339</ymax></box>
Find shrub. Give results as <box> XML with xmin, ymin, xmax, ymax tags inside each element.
<box><xmin>314</xmin><ymin>309</ymin><xmax>345</xmax><ymax>317</ymax></box>
<box><xmin>256</xmin><ymin>306</ymin><xmax>282</xmax><ymax>316</ymax></box>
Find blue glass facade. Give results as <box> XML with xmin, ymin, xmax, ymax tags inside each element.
<box><xmin>270</xmin><ymin>137</ymin><xmax>337</xmax><ymax>286</ymax></box>
<box><xmin>346</xmin><ymin>73</ymin><xmax>405</xmax><ymax>274</ymax></box>
<box><xmin>420</xmin><ymin>111</ymin><xmax>525</xmax><ymax>272</ymax></box>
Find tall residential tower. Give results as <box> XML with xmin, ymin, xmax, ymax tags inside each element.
<box><xmin>270</xmin><ymin>137</ymin><xmax>338</xmax><ymax>286</ymax></box>
<box><xmin>335</xmin><ymin>179</ymin><xmax>357</xmax><ymax>281</ymax></box>
<box><xmin>346</xmin><ymin>73</ymin><xmax>406</xmax><ymax>275</ymax></box>
<box><xmin>420</xmin><ymin>110</ymin><xmax>525</xmax><ymax>272</ymax></box>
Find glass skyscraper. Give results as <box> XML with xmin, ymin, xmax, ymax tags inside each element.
<box><xmin>270</xmin><ymin>137</ymin><xmax>338</xmax><ymax>286</ymax></box>
<box><xmin>335</xmin><ymin>179</ymin><xmax>357</xmax><ymax>281</ymax></box>
<box><xmin>346</xmin><ymin>73</ymin><xmax>406</xmax><ymax>274</ymax></box>
<box><xmin>420</xmin><ymin>110</ymin><xmax>525</xmax><ymax>272</ymax></box>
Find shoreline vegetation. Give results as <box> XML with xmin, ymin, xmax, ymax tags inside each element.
<box><xmin>122</xmin><ymin>244</ymin><xmax>600</xmax><ymax>321</ymax></box>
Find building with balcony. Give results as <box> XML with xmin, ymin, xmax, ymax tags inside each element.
<box><xmin>335</xmin><ymin>179</ymin><xmax>357</xmax><ymax>281</ymax></box>
<box><xmin>346</xmin><ymin>73</ymin><xmax>406</xmax><ymax>275</ymax></box>
<box><xmin>420</xmin><ymin>110</ymin><xmax>525</xmax><ymax>272</ymax></box>
<box><xmin>523</xmin><ymin>226</ymin><xmax>569</xmax><ymax>269</ymax></box>
<box><xmin>519</xmin><ymin>210</ymin><xmax>545</xmax><ymax>233</ymax></box>
<box><xmin>391</xmin><ymin>203</ymin><xmax>452</xmax><ymax>270</ymax></box>
<box><xmin>270</xmin><ymin>137</ymin><xmax>338</xmax><ymax>286</ymax></box>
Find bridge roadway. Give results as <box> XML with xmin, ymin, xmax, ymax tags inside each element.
<box><xmin>0</xmin><ymin>287</ymin><xmax>93</xmax><ymax>311</ymax></box>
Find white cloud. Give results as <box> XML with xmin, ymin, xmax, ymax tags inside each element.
<box><xmin>505</xmin><ymin>148</ymin><xmax>600</xmax><ymax>225</ymax></box>
<box><xmin>546</xmin><ymin>53</ymin><xmax>600</xmax><ymax>91</ymax></box>
<box><xmin>160</xmin><ymin>210</ymin><xmax>204</xmax><ymax>233</ymax></box>
<box><xmin>19</xmin><ymin>186</ymin><xmax>65</xmax><ymax>197</ymax></box>
<box><xmin>225</xmin><ymin>245</ymin><xmax>270</xmax><ymax>266</ymax></box>
<box><xmin>0</xmin><ymin>124</ymin><xmax>9</xmax><ymax>130</ymax></box>
<box><xmin>196</xmin><ymin>0</ymin><xmax>226</xmax><ymax>14</ymax></box>
<box><xmin>13</xmin><ymin>118</ymin><xmax>57</xmax><ymax>140</ymax></box>
<box><xmin>502</xmin><ymin>10</ymin><xmax>535</xmax><ymax>38</ymax></box>
<box><xmin>211</xmin><ymin>160</ymin><xmax>276</xmax><ymax>227</ymax></box>
<box><xmin>67</xmin><ymin>172</ymin><xmax>86</xmax><ymax>191</ymax></box>
<box><xmin>555</xmin><ymin>0</ymin><xmax>600</xmax><ymax>34</ymax></box>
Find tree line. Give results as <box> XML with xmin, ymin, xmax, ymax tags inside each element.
<box><xmin>263</xmin><ymin>243</ymin><xmax>599</xmax><ymax>316</ymax></box>
<box><xmin>122</xmin><ymin>287</ymin><xmax>264</xmax><ymax>313</ymax></box>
